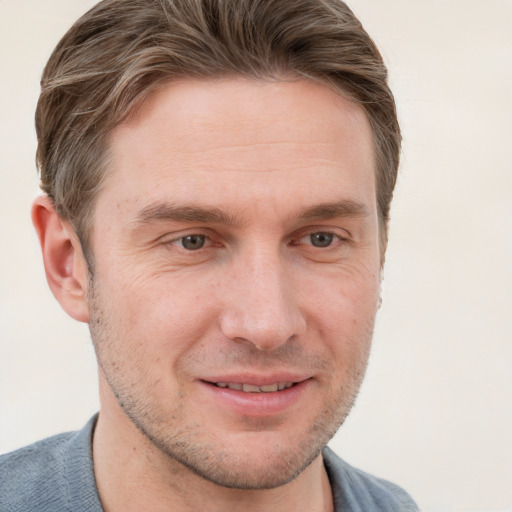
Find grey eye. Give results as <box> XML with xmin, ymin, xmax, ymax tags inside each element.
<box><xmin>310</xmin><ymin>232</ymin><xmax>334</xmax><ymax>248</ymax></box>
<box><xmin>181</xmin><ymin>235</ymin><xmax>206</xmax><ymax>250</ymax></box>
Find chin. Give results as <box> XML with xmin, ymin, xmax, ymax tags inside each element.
<box><xmin>159</xmin><ymin>437</ymin><xmax>323</xmax><ymax>490</ymax></box>
<box><xmin>131</xmin><ymin>410</ymin><xmax>345</xmax><ymax>491</ymax></box>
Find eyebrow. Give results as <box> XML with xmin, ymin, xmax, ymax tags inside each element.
<box><xmin>134</xmin><ymin>203</ymin><xmax>242</xmax><ymax>226</ymax></box>
<box><xmin>297</xmin><ymin>200</ymin><xmax>369</xmax><ymax>221</ymax></box>
<box><xmin>133</xmin><ymin>199</ymin><xmax>369</xmax><ymax>227</ymax></box>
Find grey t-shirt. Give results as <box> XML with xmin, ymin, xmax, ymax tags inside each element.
<box><xmin>0</xmin><ymin>415</ymin><xmax>418</xmax><ymax>511</ymax></box>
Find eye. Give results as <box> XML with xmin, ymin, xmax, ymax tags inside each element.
<box><xmin>178</xmin><ymin>234</ymin><xmax>206</xmax><ymax>250</ymax></box>
<box><xmin>308</xmin><ymin>232</ymin><xmax>335</xmax><ymax>248</ymax></box>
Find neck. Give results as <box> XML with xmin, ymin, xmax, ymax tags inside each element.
<box><xmin>92</xmin><ymin>406</ymin><xmax>334</xmax><ymax>512</ymax></box>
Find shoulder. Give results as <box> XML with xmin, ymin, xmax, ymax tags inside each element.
<box><xmin>0</xmin><ymin>431</ymin><xmax>75</xmax><ymax>511</ymax></box>
<box><xmin>0</xmin><ymin>416</ymin><xmax>102</xmax><ymax>512</ymax></box>
<box><xmin>322</xmin><ymin>447</ymin><xmax>419</xmax><ymax>512</ymax></box>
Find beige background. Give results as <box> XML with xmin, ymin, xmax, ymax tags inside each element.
<box><xmin>0</xmin><ymin>1</ymin><xmax>511</xmax><ymax>510</ymax></box>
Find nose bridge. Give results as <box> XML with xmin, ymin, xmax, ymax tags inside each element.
<box><xmin>220</xmin><ymin>243</ymin><xmax>304</xmax><ymax>350</ymax></box>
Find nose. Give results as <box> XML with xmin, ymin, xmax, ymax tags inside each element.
<box><xmin>219</xmin><ymin>249</ymin><xmax>306</xmax><ymax>351</ymax></box>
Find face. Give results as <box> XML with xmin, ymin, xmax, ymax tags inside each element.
<box><xmin>87</xmin><ymin>78</ymin><xmax>381</xmax><ymax>489</ymax></box>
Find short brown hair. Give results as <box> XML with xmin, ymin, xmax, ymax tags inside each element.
<box><xmin>36</xmin><ymin>0</ymin><xmax>400</xmax><ymax>256</ymax></box>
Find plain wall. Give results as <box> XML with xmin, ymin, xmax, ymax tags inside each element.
<box><xmin>0</xmin><ymin>1</ymin><xmax>511</xmax><ymax>510</ymax></box>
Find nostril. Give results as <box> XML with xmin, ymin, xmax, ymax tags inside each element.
<box><xmin>218</xmin><ymin>276</ymin><xmax>305</xmax><ymax>350</ymax></box>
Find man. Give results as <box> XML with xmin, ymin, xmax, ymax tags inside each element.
<box><xmin>0</xmin><ymin>0</ymin><xmax>418</xmax><ymax>510</ymax></box>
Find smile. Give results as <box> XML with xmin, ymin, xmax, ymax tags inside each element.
<box><xmin>214</xmin><ymin>382</ymin><xmax>295</xmax><ymax>393</ymax></box>
<box><xmin>200</xmin><ymin>378</ymin><xmax>311</xmax><ymax>416</ymax></box>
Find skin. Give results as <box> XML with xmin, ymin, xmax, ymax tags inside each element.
<box><xmin>33</xmin><ymin>78</ymin><xmax>382</xmax><ymax>512</ymax></box>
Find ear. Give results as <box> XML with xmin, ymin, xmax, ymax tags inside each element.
<box><xmin>32</xmin><ymin>195</ymin><xmax>90</xmax><ymax>323</ymax></box>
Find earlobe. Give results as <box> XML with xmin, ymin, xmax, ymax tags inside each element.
<box><xmin>32</xmin><ymin>195</ymin><xmax>90</xmax><ymax>323</ymax></box>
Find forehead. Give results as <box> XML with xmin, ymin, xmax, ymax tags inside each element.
<box><xmin>101</xmin><ymin>78</ymin><xmax>376</xmax><ymax>221</ymax></box>
<box><xmin>113</xmin><ymin>78</ymin><xmax>373</xmax><ymax>163</ymax></box>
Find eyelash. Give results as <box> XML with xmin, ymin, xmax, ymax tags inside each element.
<box><xmin>167</xmin><ymin>230</ymin><xmax>348</xmax><ymax>252</ymax></box>
<box><xmin>294</xmin><ymin>231</ymin><xmax>347</xmax><ymax>249</ymax></box>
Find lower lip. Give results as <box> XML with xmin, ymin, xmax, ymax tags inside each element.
<box><xmin>199</xmin><ymin>380</ymin><xmax>311</xmax><ymax>417</ymax></box>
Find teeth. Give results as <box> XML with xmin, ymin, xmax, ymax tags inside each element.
<box><xmin>243</xmin><ymin>384</ymin><xmax>261</xmax><ymax>392</ymax></box>
<box><xmin>215</xmin><ymin>382</ymin><xmax>294</xmax><ymax>393</ymax></box>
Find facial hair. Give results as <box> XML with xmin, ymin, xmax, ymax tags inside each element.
<box><xmin>87</xmin><ymin>274</ymin><xmax>374</xmax><ymax>490</ymax></box>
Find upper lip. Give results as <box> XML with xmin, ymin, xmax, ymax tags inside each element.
<box><xmin>200</xmin><ymin>373</ymin><xmax>311</xmax><ymax>386</ymax></box>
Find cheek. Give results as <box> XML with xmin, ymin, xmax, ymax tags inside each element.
<box><xmin>106</xmin><ymin>269</ymin><xmax>219</xmax><ymax>360</ymax></box>
<box><xmin>302</xmin><ymin>266</ymin><xmax>380</xmax><ymax>362</ymax></box>
<box><xmin>303</xmin><ymin>260</ymin><xmax>380</xmax><ymax>321</ymax></box>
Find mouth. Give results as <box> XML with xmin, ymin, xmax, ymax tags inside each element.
<box><xmin>210</xmin><ymin>381</ymin><xmax>296</xmax><ymax>393</ymax></box>
<box><xmin>199</xmin><ymin>377</ymin><xmax>311</xmax><ymax>416</ymax></box>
